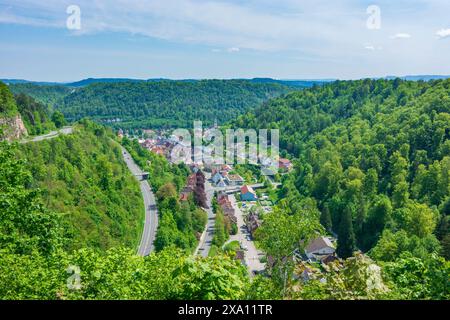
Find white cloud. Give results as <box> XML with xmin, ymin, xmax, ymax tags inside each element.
<box><xmin>390</xmin><ymin>33</ymin><xmax>412</xmax><ymax>39</ymax></box>
<box><xmin>0</xmin><ymin>0</ymin><xmax>371</xmax><ymax>54</ymax></box>
<box><xmin>364</xmin><ymin>44</ymin><xmax>382</xmax><ymax>51</ymax></box>
<box><xmin>227</xmin><ymin>47</ymin><xmax>240</xmax><ymax>53</ymax></box>
<box><xmin>436</xmin><ymin>28</ymin><xmax>450</xmax><ymax>39</ymax></box>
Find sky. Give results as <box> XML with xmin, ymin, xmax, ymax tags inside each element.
<box><xmin>0</xmin><ymin>0</ymin><xmax>449</xmax><ymax>82</ymax></box>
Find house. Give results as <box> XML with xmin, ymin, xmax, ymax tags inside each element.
<box><xmin>150</xmin><ymin>146</ymin><xmax>165</xmax><ymax>156</ymax></box>
<box><xmin>217</xmin><ymin>192</ymin><xmax>237</xmax><ymax>223</ymax></box>
<box><xmin>225</xmin><ymin>174</ymin><xmax>244</xmax><ymax>186</ymax></box>
<box><xmin>217</xmin><ymin>192</ymin><xmax>229</xmax><ymax>204</ymax></box>
<box><xmin>216</xmin><ymin>177</ymin><xmax>227</xmax><ymax>188</ymax></box>
<box><xmin>279</xmin><ymin>158</ymin><xmax>293</xmax><ymax>171</ymax></box>
<box><xmin>240</xmin><ymin>185</ymin><xmax>258</xmax><ymax>201</ymax></box>
<box><xmin>216</xmin><ymin>192</ymin><xmax>237</xmax><ymax>223</ymax></box>
<box><xmin>320</xmin><ymin>254</ymin><xmax>338</xmax><ymax>265</ymax></box>
<box><xmin>212</xmin><ymin>171</ymin><xmax>224</xmax><ymax>184</ymax></box>
<box><xmin>304</xmin><ymin>236</ymin><xmax>335</xmax><ymax>260</ymax></box>
<box><xmin>221</xmin><ymin>164</ymin><xmax>233</xmax><ymax>172</ymax></box>
<box><xmin>246</xmin><ymin>211</ymin><xmax>261</xmax><ymax>235</ymax></box>
<box><xmin>117</xmin><ymin>129</ymin><xmax>124</xmax><ymax>139</ymax></box>
<box><xmin>222</xmin><ymin>204</ymin><xmax>237</xmax><ymax>223</ymax></box>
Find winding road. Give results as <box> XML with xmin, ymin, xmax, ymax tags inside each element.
<box><xmin>20</xmin><ymin>126</ymin><xmax>73</xmax><ymax>143</ymax></box>
<box><xmin>20</xmin><ymin>127</ymin><xmax>157</xmax><ymax>256</ymax></box>
<box><xmin>121</xmin><ymin>146</ymin><xmax>158</xmax><ymax>256</ymax></box>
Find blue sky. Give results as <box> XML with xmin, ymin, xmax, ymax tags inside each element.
<box><xmin>0</xmin><ymin>0</ymin><xmax>449</xmax><ymax>82</ymax></box>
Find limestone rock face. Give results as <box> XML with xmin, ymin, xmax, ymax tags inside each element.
<box><xmin>0</xmin><ymin>114</ymin><xmax>28</xmax><ymax>141</ymax></box>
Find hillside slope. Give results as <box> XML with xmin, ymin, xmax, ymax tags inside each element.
<box><xmin>236</xmin><ymin>79</ymin><xmax>450</xmax><ymax>258</ymax></box>
<box><xmin>8</xmin><ymin>83</ymin><xmax>72</xmax><ymax>107</ymax></box>
<box><xmin>0</xmin><ymin>82</ymin><xmax>28</xmax><ymax>141</ymax></box>
<box><xmin>16</xmin><ymin>120</ymin><xmax>144</xmax><ymax>251</ymax></box>
<box><xmin>56</xmin><ymin>80</ymin><xmax>293</xmax><ymax>128</ymax></box>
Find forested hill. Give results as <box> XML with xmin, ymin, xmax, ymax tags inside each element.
<box><xmin>55</xmin><ymin>80</ymin><xmax>293</xmax><ymax>128</ymax></box>
<box><xmin>236</xmin><ymin>79</ymin><xmax>450</xmax><ymax>260</ymax></box>
<box><xmin>0</xmin><ymin>82</ymin><xmax>18</xmax><ymax>117</ymax></box>
<box><xmin>14</xmin><ymin>120</ymin><xmax>145</xmax><ymax>251</ymax></box>
<box><xmin>8</xmin><ymin>83</ymin><xmax>72</xmax><ymax>107</ymax></box>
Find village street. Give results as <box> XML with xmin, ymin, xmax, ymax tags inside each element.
<box><xmin>227</xmin><ymin>196</ymin><xmax>265</xmax><ymax>275</ymax></box>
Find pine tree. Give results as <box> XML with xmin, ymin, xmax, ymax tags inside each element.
<box><xmin>336</xmin><ymin>207</ymin><xmax>356</xmax><ymax>259</ymax></box>
<box><xmin>320</xmin><ymin>206</ymin><xmax>333</xmax><ymax>233</ymax></box>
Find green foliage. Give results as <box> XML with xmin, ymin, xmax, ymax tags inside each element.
<box><xmin>382</xmin><ymin>254</ymin><xmax>450</xmax><ymax>300</ymax></box>
<box><xmin>14</xmin><ymin>93</ymin><xmax>56</xmax><ymax>135</ymax></box>
<box><xmin>336</xmin><ymin>208</ymin><xmax>356</xmax><ymax>258</ymax></box>
<box><xmin>255</xmin><ymin>205</ymin><xmax>323</xmax><ymax>297</ymax></box>
<box><xmin>122</xmin><ymin>137</ymin><xmax>188</xmax><ymax>191</ymax></box>
<box><xmin>122</xmin><ymin>138</ymin><xmax>204</xmax><ymax>252</ymax></box>
<box><xmin>298</xmin><ymin>254</ymin><xmax>391</xmax><ymax>300</ymax></box>
<box><xmin>51</xmin><ymin>111</ymin><xmax>66</xmax><ymax>129</ymax></box>
<box><xmin>15</xmin><ymin>120</ymin><xmax>144</xmax><ymax>251</ymax></box>
<box><xmin>1</xmin><ymin>124</ymin><xmax>249</xmax><ymax>300</ymax></box>
<box><xmin>370</xmin><ymin>229</ymin><xmax>441</xmax><ymax>262</ymax></box>
<box><xmin>56</xmin><ymin>80</ymin><xmax>292</xmax><ymax>128</ymax></box>
<box><xmin>0</xmin><ymin>142</ymin><xmax>63</xmax><ymax>255</ymax></box>
<box><xmin>8</xmin><ymin>83</ymin><xmax>72</xmax><ymax>107</ymax></box>
<box><xmin>0</xmin><ymin>82</ymin><xmax>18</xmax><ymax>116</ymax></box>
<box><xmin>236</xmin><ymin>79</ymin><xmax>450</xmax><ymax>258</ymax></box>
<box><xmin>0</xmin><ymin>247</ymin><xmax>249</xmax><ymax>300</ymax></box>
<box><xmin>212</xmin><ymin>207</ymin><xmax>230</xmax><ymax>248</ymax></box>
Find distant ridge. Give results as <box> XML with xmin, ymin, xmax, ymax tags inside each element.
<box><xmin>0</xmin><ymin>79</ymin><xmax>62</xmax><ymax>86</ymax></box>
<box><xmin>383</xmin><ymin>75</ymin><xmax>450</xmax><ymax>81</ymax></box>
<box><xmin>2</xmin><ymin>75</ymin><xmax>449</xmax><ymax>88</ymax></box>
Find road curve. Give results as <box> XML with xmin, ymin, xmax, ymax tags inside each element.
<box><xmin>120</xmin><ymin>146</ymin><xmax>158</xmax><ymax>256</ymax></box>
<box><xmin>20</xmin><ymin>126</ymin><xmax>73</xmax><ymax>144</ymax></box>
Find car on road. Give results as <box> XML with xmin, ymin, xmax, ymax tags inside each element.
<box><xmin>241</xmin><ymin>243</ymin><xmax>248</xmax><ymax>251</ymax></box>
<box><xmin>246</xmin><ymin>235</ymin><xmax>252</xmax><ymax>241</ymax></box>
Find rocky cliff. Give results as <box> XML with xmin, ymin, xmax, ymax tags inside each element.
<box><xmin>0</xmin><ymin>114</ymin><xmax>28</xmax><ymax>141</ymax></box>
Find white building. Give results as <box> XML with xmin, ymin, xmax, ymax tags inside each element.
<box><xmin>304</xmin><ymin>236</ymin><xmax>335</xmax><ymax>260</ymax></box>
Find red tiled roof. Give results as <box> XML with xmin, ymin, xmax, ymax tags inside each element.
<box><xmin>241</xmin><ymin>185</ymin><xmax>255</xmax><ymax>194</ymax></box>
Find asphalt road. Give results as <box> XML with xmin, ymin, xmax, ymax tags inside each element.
<box><xmin>121</xmin><ymin>146</ymin><xmax>158</xmax><ymax>256</ymax></box>
<box><xmin>20</xmin><ymin>126</ymin><xmax>73</xmax><ymax>143</ymax></box>
<box><xmin>195</xmin><ymin>172</ymin><xmax>216</xmax><ymax>257</ymax></box>
<box><xmin>228</xmin><ymin>196</ymin><xmax>265</xmax><ymax>275</ymax></box>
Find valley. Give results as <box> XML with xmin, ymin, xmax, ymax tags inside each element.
<box><xmin>0</xmin><ymin>77</ymin><xmax>449</xmax><ymax>300</ymax></box>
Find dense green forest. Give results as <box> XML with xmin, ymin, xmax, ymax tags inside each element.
<box><xmin>1</xmin><ymin>82</ymin><xmax>246</xmax><ymax>298</ymax></box>
<box><xmin>121</xmin><ymin>138</ymin><xmax>207</xmax><ymax>252</ymax></box>
<box><xmin>14</xmin><ymin>93</ymin><xmax>56</xmax><ymax>135</ymax></box>
<box><xmin>9</xmin><ymin>83</ymin><xmax>72</xmax><ymax>107</ymax></box>
<box><xmin>55</xmin><ymin>80</ymin><xmax>292</xmax><ymax>128</ymax></box>
<box><xmin>1</xmin><ymin>81</ymin><xmax>66</xmax><ymax>137</ymax></box>
<box><xmin>0</xmin><ymin>82</ymin><xmax>18</xmax><ymax>117</ymax></box>
<box><xmin>0</xmin><ymin>139</ymin><xmax>248</xmax><ymax>299</ymax></box>
<box><xmin>233</xmin><ymin>79</ymin><xmax>450</xmax><ymax>297</ymax></box>
<box><xmin>1</xmin><ymin>79</ymin><xmax>449</xmax><ymax>300</ymax></box>
<box><xmin>14</xmin><ymin>120</ymin><xmax>144</xmax><ymax>251</ymax></box>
